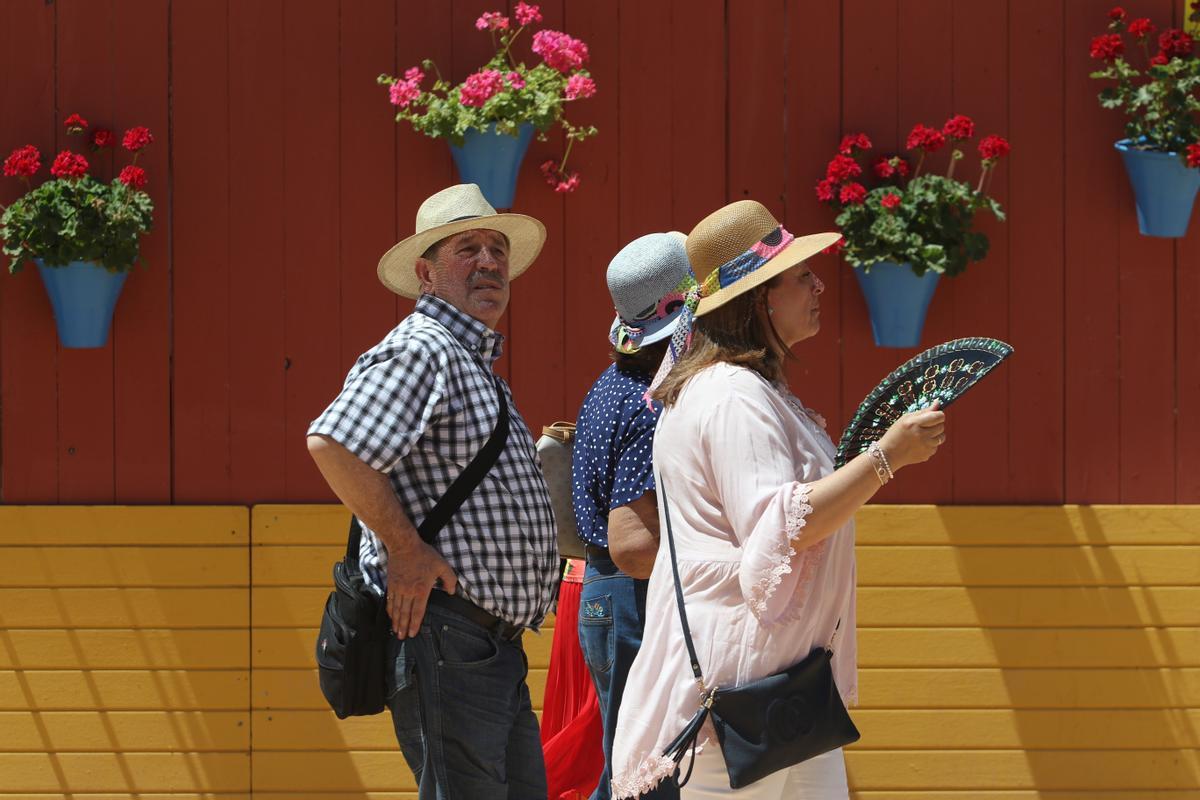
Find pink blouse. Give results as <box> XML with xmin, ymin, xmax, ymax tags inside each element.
<box><xmin>610</xmin><ymin>363</ymin><xmax>858</xmax><ymax>799</ymax></box>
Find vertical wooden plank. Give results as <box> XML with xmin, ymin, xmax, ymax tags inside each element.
<box><xmin>561</xmin><ymin>1</ymin><xmax>621</xmax><ymax>417</ymax></box>
<box><xmin>283</xmin><ymin>0</ymin><xmax>341</xmax><ymax>501</ymax></box>
<box><xmin>1117</xmin><ymin>0</ymin><xmax>1177</xmax><ymax>502</ymax></box>
<box><xmin>112</xmin><ymin>0</ymin><xmax>171</xmax><ymax>502</ymax></box>
<box><xmin>839</xmin><ymin>0</ymin><xmax>918</xmax><ymax>502</ymax></box>
<box><xmin>618</xmin><ymin>0</ymin><xmax>674</xmax><ymax>242</ymax></box>
<box><xmin>394</xmin><ymin>1</ymin><xmax>454</xmax><ymax>340</ymax></box>
<box><xmin>786</xmin><ymin>0</ymin><xmax>842</xmax><ymax>430</ymax></box>
<box><xmin>1180</xmin><ymin>234</ymin><xmax>1200</xmax><ymax>502</ymax></box>
<box><xmin>172</xmin><ymin>0</ymin><xmax>233</xmax><ymax>502</ymax></box>
<box><xmin>1064</xmin><ymin>0</ymin><xmax>1122</xmax><ymax>502</ymax></box>
<box><xmin>876</xmin><ymin>0</ymin><xmax>954</xmax><ymax>504</ymax></box>
<box><xmin>508</xmin><ymin>0</ymin><xmax>567</xmax><ymax>435</ymax></box>
<box><xmin>0</xmin><ymin>1</ymin><xmax>58</xmax><ymax>502</ymax></box>
<box><xmin>227</xmin><ymin>0</ymin><xmax>286</xmax><ymax>503</ymax></box>
<box><xmin>1008</xmin><ymin>0</ymin><xmax>1066</xmax><ymax>503</ymax></box>
<box><xmin>56</xmin><ymin>0</ymin><xmax>116</xmax><ymax>503</ymax></box>
<box><xmin>728</xmin><ymin>0</ymin><xmax>786</xmax><ymax>216</ymax></box>
<box><xmin>338</xmin><ymin>0</ymin><xmax>398</xmax><ymax>371</ymax></box>
<box><xmin>670</xmin><ymin>0</ymin><xmax>725</xmax><ymax>237</ymax></box>
<box><xmin>949</xmin><ymin>2</ymin><xmax>1011</xmax><ymax>502</ymax></box>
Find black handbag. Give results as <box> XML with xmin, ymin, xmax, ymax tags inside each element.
<box><xmin>659</xmin><ymin>487</ymin><xmax>860</xmax><ymax>789</ymax></box>
<box><xmin>315</xmin><ymin>375</ymin><xmax>510</xmax><ymax>718</ymax></box>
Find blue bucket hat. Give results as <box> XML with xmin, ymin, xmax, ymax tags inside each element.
<box><xmin>607</xmin><ymin>231</ymin><xmax>695</xmax><ymax>353</ymax></box>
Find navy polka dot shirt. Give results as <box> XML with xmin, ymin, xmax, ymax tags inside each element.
<box><xmin>571</xmin><ymin>363</ymin><xmax>661</xmax><ymax>548</ymax></box>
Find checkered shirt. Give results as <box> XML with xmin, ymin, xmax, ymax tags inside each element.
<box><xmin>308</xmin><ymin>293</ymin><xmax>558</xmax><ymax>629</ymax></box>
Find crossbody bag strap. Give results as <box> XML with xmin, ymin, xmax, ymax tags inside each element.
<box><xmin>661</xmin><ymin>478</ymin><xmax>843</xmax><ymax>685</ymax></box>
<box><xmin>415</xmin><ymin>374</ymin><xmax>509</xmax><ymax>542</ymax></box>
<box><xmin>346</xmin><ymin>374</ymin><xmax>510</xmax><ymax>569</ymax></box>
<box><xmin>659</xmin><ymin>482</ymin><xmax>707</xmax><ymax>692</ymax></box>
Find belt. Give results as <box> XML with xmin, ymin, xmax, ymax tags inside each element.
<box><xmin>585</xmin><ymin>543</ymin><xmax>611</xmax><ymax>562</ymax></box>
<box><xmin>426</xmin><ymin>590</ymin><xmax>524</xmax><ymax>643</ymax></box>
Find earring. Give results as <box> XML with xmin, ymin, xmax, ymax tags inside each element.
<box><xmin>768</xmin><ymin>307</ymin><xmax>774</xmax><ymax>315</ymax></box>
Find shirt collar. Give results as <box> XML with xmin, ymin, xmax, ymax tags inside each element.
<box><xmin>415</xmin><ymin>293</ymin><xmax>505</xmax><ymax>364</ymax></box>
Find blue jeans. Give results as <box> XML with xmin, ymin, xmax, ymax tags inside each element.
<box><xmin>386</xmin><ymin>603</ymin><xmax>546</xmax><ymax>799</ymax></box>
<box><xmin>579</xmin><ymin>552</ymin><xmax>679</xmax><ymax>800</ymax></box>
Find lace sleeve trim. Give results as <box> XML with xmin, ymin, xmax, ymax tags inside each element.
<box><xmin>611</xmin><ymin>754</ymin><xmax>679</xmax><ymax>800</ymax></box>
<box><xmin>746</xmin><ymin>482</ymin><xmax>815</xmax><ymax>618</ymax></box>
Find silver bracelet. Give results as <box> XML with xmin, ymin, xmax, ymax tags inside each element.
<box><xmin>867</xmin><ymin>441</ymin><xmax>895</xmax><ymax>483</ymax></box>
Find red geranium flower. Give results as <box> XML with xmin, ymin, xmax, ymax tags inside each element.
<box><xmin>1187</xmin><ymin>143</ymin><xmax>1200</xmax><ymax>169</ymax></box>
<box><xmin>122</xmin><ymin>126</ymin><xmax>154</xmax><ymax>152</ymax></box>
<box><xmin>1150</xmin><ymin>52</ymin><xmax>1170</xmax><ymax>65</ymax></box>
<box><xmin>822</xmin><ymin>239</ymin><xmax>845</xmax><ymax>256</ymax></box>
<box><xmin>815</xmin><ymin>177</ymin><xmax>838</xmax><ymax>202</ymax></box>
<box><xmin>979</xmin><ymin>135</ymin><xmax>1011</xmax><ymax>162</ymax></box>
<box><xmin>881</xmin><ymin>192</ymin><xmax>902</xmax><ymax>210</ymax></box>
<box><xmin>942</xmin><ymin>114</ymin><xmax>975</xmax><ymax>141</ymax></box>
<box><xmin>64</xmin><ymin>113</ymin><xmax>88</xmax><ymax>133</ymax></box>
<box><xmin>49</xmin><ymin>150</ymin><xmax>88</xmax><ymax>178</ymax></box>
<box><xmin>475</xmin><ymin>11</ymin><xmax>510</xmax><ymax>31</ymax></box>
<box><xmin>905</xmin><ymin>123</ymin><xmax>946</xmax><ymax>153</ymax></box>
<box><xmin>839</xmin><ymin>182</ymin><xmax>867</xmax><ymax>205</ymax></box>
<box><xmin>514</xmin><ymin>2</ymin><xmax>542</xmax><ymax>26</ymax></box>
<box><xmin>838</xmin><ymin>132</ymin><xmax>872</xmax><ymax>155</ymax></box>
<box><xmin>3</xmin><ymin>144</ymin><xmax>41</xmax><ymax>178</ymax></box>
<box><xmin>825</xmin><ymin>154</ymin><xmax>862</xmax><ymax>182</ymax></box>
<box><xmin>872</xmin><ymin>157</ymin><xmax>896</xmax><ymax>178</ymax></box>
<box><xmin>1127</xmin><ymin>18</ymin><xmax>1156</xmax><ymax>41</ymax></box>
<box><xmin>91</xmin><ymin>128</ymin><xmax>116</xmax><ymax>149</ymax></box>
<box><xmin>1158</xmin><ymin>28</ymin><xmax>1194</xmax><ymax>59</ymax></box>
<box><xmin>532</xmin><ymin>29</ymin><xmax>590</xmax><ymax>73</ymax></box>
<box><xmin>118</xmin><ymin>165</ymin><xmax>148</xmax><ymax>189</ymax></box>
<box><xmin>1089</xmin><ymin>32</ymin><xmax>1125</xmax><ymax>61</ymax></box>
<box><xmin>554</xmin><ymin>172</ymin><xmax>580</xmax><ymax>193</ymax></box>
<box><xmin>1109</xmin><ymin>7</ymin><xmax>1126</xmax><ymax>21</ymax></box>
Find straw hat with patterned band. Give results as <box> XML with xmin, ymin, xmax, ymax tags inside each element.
<box><xmin>646</xmin><ymin>200</ymin><xmax>841</xmax><ymax>396</ymax></box>
<box><xmin>377</xmin><ymin>183</ymin><xmax>547</xmax><ymax>299</ymax></box>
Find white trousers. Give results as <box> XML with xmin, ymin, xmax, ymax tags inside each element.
<box><xmin>678</xmin><ymin>746</ymin><xmax>848</xmax><ymax>800</ymax></box>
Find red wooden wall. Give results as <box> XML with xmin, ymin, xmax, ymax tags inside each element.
<box><xmin>0</xmin><ymin>0</ymin><xmax>1195</xmax><ymax>505</ymax></box>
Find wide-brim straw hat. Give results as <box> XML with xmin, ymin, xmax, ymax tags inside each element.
<box><xmin>607</xmin><ymin>231</ymin><xmax>692</xmax><ymax>349</ymax></box>
<box><xmin>377</xmin><ymin>183</ymin><xmax>546</xmax><ymax>299</ymax></box>
<box><xmin>688</xmin><ymin>200</ymin><xmax>840</xmax><ymax>317</ymax></box>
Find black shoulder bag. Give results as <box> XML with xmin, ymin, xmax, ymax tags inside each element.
<box><xmin>659</xmin><ymin>485</ymin><xmax>860</xmax><ymax>789</ymax></box>
<box><xmin>315</xmin><ymin>375</ymin><xmax>510</xmax><ymax>719</ymax></box>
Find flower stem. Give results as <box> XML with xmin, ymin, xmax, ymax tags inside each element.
<box><xmin>976</xmin><ymin>165</ymin><xmax>989</xmax><ymax>193</ymax></box>
<box><xmin>913</xmin><ymin>151</ymin><xmax>926</xmax><ymax>179</ymax></box>
<box><xmin>502</xmin><ymin>26</ymin><xmax>525</xmax><ymax>68</ymax></box>
<box><xmin>558</xmin><ymin>132</ymin><xmax>577</xmax><ymax>174</ymax></box>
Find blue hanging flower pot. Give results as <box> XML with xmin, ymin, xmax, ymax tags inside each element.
<box><xmin>36</xmin><ymin>259</ymin><xmax>128</xmax><ymax>349</ymax></box>
<box><xmin>1115</xmin><ymin>138</ymin><xmax>1200</xmax><ymax>238</ymax></box>
<box><xmin>854</xmin><ymin>261</ymin><xmax>940</xmax><ymax>349</ymax></box>
<box><xmin>448</xmin><ymin>122</ymin><xmax>535</xmax><ymax>210</ymax></box>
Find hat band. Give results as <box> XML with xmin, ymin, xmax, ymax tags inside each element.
<box><xmin>644</xmin><ymin>225</ymin><xmax>795</xmax><ymax>406</ymax></box>
<box><xmin>609</xmin><ymin>274</ymin><xmax>694</xmax><ymax>354</ymax></box>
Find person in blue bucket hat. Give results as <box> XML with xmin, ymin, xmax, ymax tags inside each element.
<box><xmin>571</xmin><ymin>231</ymin><xmax>694</xmax><ymax>800</ymax></box>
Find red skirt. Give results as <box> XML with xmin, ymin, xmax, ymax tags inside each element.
<box><xmin>541</xmin><ymin>559</ymin><xmax>604</xmax><ymax>799</ymax></box>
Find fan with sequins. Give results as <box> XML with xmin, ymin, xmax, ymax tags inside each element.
<box><xmin>834</xmin><ymin>337</ymin><xmax>1014</xmax><ymax>468</ymax></box>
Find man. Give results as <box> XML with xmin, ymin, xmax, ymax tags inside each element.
<box><xmin>307</xmin><ymin>183</ymin><xmax>558</xmax><ymax>799</ymax></box>
<box><xmin>572</xmin><ymin>232</ymin><xmax>692</xmax><ymax>800</ymax></box>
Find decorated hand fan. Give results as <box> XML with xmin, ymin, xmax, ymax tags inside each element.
<box><xmin>834</xmin><ymin>337</ymin><xmax>1013</xmax><ymax>468</ymax></box>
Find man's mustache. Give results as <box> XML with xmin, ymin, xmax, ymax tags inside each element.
<box><xmin>469</xmin><ymin>271</ymin><xmax>506</xmax><ymax>290</ymax></box>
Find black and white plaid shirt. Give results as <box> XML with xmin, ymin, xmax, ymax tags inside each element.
<box><xmin>308</xmin><ymin>293</ymin><xmax>558</xmax><ymax>629</ymax></box>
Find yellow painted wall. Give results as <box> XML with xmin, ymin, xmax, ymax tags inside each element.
<box><xmin>1</xmin><ymin>505</ymin><xmax>1198</xmax><ymax>798</ymax></box>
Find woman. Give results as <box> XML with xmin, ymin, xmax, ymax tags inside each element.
<box><xmin>610</xmin><ymin>201</ymin><xmax>946</xmax><ymax>799</ymax></box>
